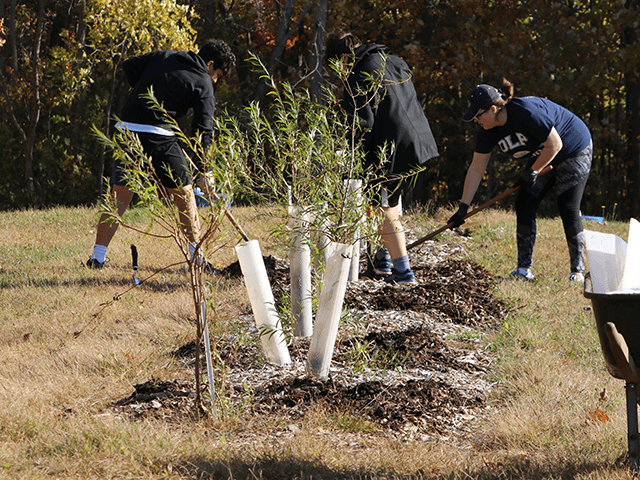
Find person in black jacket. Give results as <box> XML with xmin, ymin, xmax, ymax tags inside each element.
<box><xmin>326</xmin><ymin>32</ymin><xmax>439</xmax><ymax>284</ymax></box>
<box><xmin>86</xmin><ymin>39</ymin><xmax>236</xmax><ymax>269</ymax></box>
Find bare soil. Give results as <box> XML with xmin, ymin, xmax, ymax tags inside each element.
<box><xmin>111</xmin><ymin>239</ymin><xmax>508</xmax><ymax>441</ymax></box>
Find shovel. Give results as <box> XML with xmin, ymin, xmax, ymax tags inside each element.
<box><xmin>131</xmin><ymin>244</ymin><xmax>140</xmax><ymax>285</ymax></box>
<box><xmin>408</xmin><ymin>165</ymin><xmax>553</xmax><ymax>251</ymax></box>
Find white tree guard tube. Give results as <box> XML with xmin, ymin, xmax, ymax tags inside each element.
<box><xmin>619</xmin><ymin>218</ymin><xmax>640</xmax><ymax>292</ymax></box>
<box><xmin>306</xmin><ymin>242</ymin><xmax>353</xmax><ymax>379</ymax></box>
<box><xmin>288</xmin><ymin>206</ymin><xmax>313</xmax><ymax>337</ymax></box>
<box><xmin>235</xmin><ymin>240</ymin><xmax>291</xmax><ymax>365</ymax></box>
<box><xmin>345</xmin><ymin>179</ymin><xmax>363</xmax><ymax>282</ymax></box>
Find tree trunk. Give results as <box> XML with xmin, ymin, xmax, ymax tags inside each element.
<box><xmin>98</xmin><ymin>60</ymin><xmax>121</xmax><ymax>196</ymax></box>
<box><xmin>310</xmin><ymin>0</ymin><xmax>327</xmax><ymax>103</ymax></box>
<box><xmin>9</xmin><ymin>0</ymin><xmax>17</xmax><ymax>73</ymax></box>
<box><xmin>250</xmin><ymin>0</ymin><xmax>313</xmax><ymax>103</ymax></box>
<box><xmin>204</xmin><ymin>0</ymin><xmax>229</xmax><ymax>38</ymax></box>
<box><xmin>421</xmin><ymin>1</ymin><xmax>435</xmax><ymax>47</ymax></box>
<box><xmin>24</xmin><ymin>0</ymin><xmax>46</xmax><ymax>198</ymax></box>
<box><xmin>69</xmin><ymin>0</ymin><xmax>88</xmax><ymax>166</ymax></box>
<box><xmin>623</xmin><ymin>0</ymin><xmax>640</xmax><ymax>218</ymax></box>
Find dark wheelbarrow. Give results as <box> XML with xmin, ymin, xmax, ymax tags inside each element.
<box><xmin>584</xmin><ymin>274</ymin><xmax>640</xmax><ymax>471</ymax></box>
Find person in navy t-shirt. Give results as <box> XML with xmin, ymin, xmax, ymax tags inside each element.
<box><xmin>449</xmin><ymin>78</ymin><xmax>592</xmax><ymax>283</ymax></box>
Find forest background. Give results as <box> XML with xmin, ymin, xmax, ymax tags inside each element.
<box><xmin>0</xmin><ymin>0</ymin><xmax>638</xmax><ymax>220</ymax></box>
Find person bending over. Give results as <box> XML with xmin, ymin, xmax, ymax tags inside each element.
<box><xmin>325</xmin><ymin>32</ymin><xmax>439</xmax><ymax>284</ymax></box>
<box><xmin>450</xmin><ymin>79</ymin><xmax>591</xmax><ymax>283</ymax></box>
<box><xmin>86</xmin><ymin>39</ymin><xmax>236</xmax><ymax>270</ymax></box>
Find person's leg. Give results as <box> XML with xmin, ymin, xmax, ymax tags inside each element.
<box><xmin>512</xmin><ymin>187</ymin><xmax>545</xmax><ymax>280</ymax></box>
<box><xmin>379</xmin><ymin>188</ymin><xmax>415</xmax><ymax>283</ymax></box>
<box><xmin>554</xmin><ymin>143</ymin><xmax>592</xmax><ymax>282</ymax></box>
<box><xmin>380</xmin><ymin>204</ymin><xmax>406</xmax><ymax>260</ymax></box>
<box><xmin>169</xmin><ymin>185</ymin><xmax>201</xmax><ymax>245</ymax></box>
<box><xmin>557</xmin><ymin>178</ymin><xmax>589</xmax><ymax>278</ymax></box>
<box><xmin>87</xmin><ymin>184</ymin><xmax>134</xmax><ymax>268</ymax></box>
<box><xmin>95</xmin><ymin>184</ymin><xmax>135</xmax><ymax>247</ymax></box>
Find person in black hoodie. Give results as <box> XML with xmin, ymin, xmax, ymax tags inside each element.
<box><xmin>86</xmin><ymin>40</ymin><xmax>236</xmax><ymax>270</ymax></box>
<box><xmin>325</xmin><ymin>32</ymin><xmax>439</xmax><ymax>284</ymax></box>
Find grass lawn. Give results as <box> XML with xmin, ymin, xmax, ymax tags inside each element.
<box><xmin>0</xmin><ymin>203</ymin><xmax>634</xmax><ymax>479</ymax></box>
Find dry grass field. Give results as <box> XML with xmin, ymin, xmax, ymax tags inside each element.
<box><xmin>0</xmin><ymin>202</ymin><xmax>635</xmax><ymax>479</ymax></box>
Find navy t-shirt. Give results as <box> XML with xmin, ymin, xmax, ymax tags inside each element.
<box><xmin>475</xmin><ymin>97</ymin><xmax>591</xmax><ymax>164</ymax></box>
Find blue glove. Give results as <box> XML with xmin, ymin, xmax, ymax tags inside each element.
<box><xmin>519</xmin><ymin>168</ymin><xmax>539</xmax><ymax>188</ymax></box>
<box><xmin>448</xmin><ymin>202</ymin><xmax>469</xmax><ymax>228</ymax></box>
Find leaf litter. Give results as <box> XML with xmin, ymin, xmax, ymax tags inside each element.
<box><xmin>111</xmin><ymin>235</ymin><xmax>508</xmax><ymax>442</ymax></box>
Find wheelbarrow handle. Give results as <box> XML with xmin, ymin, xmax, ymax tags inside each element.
<box><xmin>604</xmin><ymin>322</ymin><xmax>639</xmax><ymax>383</ymax></box>
<box><xmin>407</xmin><ymin>165</ymin><xmax>553</xmax><ymax>250</ymax></box>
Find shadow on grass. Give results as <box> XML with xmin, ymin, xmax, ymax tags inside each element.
<box><xmin>0</xmin><ymin>269</ymin><xmax>215</xmax><ymax>293</ymax></box>
<box><xmin>168</xmin><ymin>454</ymin><xmax>629</xmax><ymax>479</ymax></box>
<box><xmin>440</xmin><ymin>453</ymin><xmax>630</xmax><ymax>480</ymax></box>
<box><xmin>173</xmin><ymin>456</ymin><xmax>386</xmax><ymax>480</ymax></box>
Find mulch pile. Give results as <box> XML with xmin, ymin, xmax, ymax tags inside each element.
<box><xmin>111</xmin><ymin>239</ymin><xmax>508</xmax><ymax>440</ymax></box>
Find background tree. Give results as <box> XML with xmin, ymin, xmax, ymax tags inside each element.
<box><xmin>0</xmin><ymin>0</ymin><xmax>638</xmax><ymax>220</ymax></box>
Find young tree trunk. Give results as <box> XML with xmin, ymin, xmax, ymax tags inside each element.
<box><xmin>203</xmin><ymin>0</ymin><xmax>230</xmax><ymax>38</ymax></box>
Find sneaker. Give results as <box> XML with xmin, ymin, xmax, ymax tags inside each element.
<box><xmin>385</xmin><ymin>268</ymin><xmax>417</xmax><ymax>285</ymax></box>
<box><xmin>182</xmin><ymin>260</ymin><xmax>222</xmax><ymax>275</ymax></box>
<box><xmin>373</xmin><ymin>249</ymin><xmax>392</xmax><ymax>276</ymax></box>
<box><xmin>203</xmin><ymin>261</ymin><xmax>222</xmax><ymax>275</ymax></box>
<box><xmin>86</xmin><ymin>257</ymin><xmax>105</xmax><ymax>269</ymax></box>
<box><xmin>510</xmin><ymin>267</ymin><xmax>535</xmax><ymax>281</ymax></box>
<box><xmin>569</xmin><ymin>272</ymin><xmax>585</xmax><ymax>284</ymax></box>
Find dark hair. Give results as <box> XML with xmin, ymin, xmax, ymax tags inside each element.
<box><xmin>494</xmin><ymin>77</ymin><xmax>514</xmax><ymax>107</ymax></box>
<box><xmin>198</xmin><ymin>39</ymin><xmax>236</xmax><ymax>76</ymax></box>
<box><xmin>325</xmin><ymin>32</ymin><xmax>362</xmax><ymax>61</ymax></box>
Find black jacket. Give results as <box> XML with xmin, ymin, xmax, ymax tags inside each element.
<box><xmin>120</xmin><ymin>50</ymin><xmax>215</xmax><ymax>149</ymax></box>
<box><xmin>344</xmin><ymin>44</ymin><xmax>438</xmax><ymax>174</ymax></box>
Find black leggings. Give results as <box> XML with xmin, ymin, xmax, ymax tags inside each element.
<box><xmin>514</xmin><ymin>163</ymin><xmax>590</xmax><ymax>273</ymax></box>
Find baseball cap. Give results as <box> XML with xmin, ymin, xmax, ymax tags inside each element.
<box><xmin>462</xmin><ymin>85</ymin><xmax>502</xmax><ymax>122</ymax></box>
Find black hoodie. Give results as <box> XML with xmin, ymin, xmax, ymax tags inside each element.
<box><xmin>344</xmin><ymin>44</ymin><xmax>438</xmax><ymax>174</ymax></box>
<box><xmin>120</xmin><ymin>49</ymin><xmax>215</xmax><ymax>149</ymax></box>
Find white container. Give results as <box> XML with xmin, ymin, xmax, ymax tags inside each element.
<box><xmin>306</xmin><ymin>242</ymin><xmax>353</xmax><ymax>380</ymax></box>
<box><xmin>584</xmin><ymin>229</ymin><xmax>627</xmax><ymax>293</ymax></box>
<box><xmin>288</xmin><ymin>206</ymin><xmax>313</xmax><ymax>337</ymax></box>
<box><xmin>585</xmin><ymin>218</ymin><xmax>640</xmax><ymax>294</ymax></box>
<box><xmin>235</xmin><ymin>240</ymin><xmax>291</xmax><ymax>365</ymax></box>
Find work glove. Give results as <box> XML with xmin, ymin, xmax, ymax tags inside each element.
<box><xmin>448</xmin><ymin>202</ymin><xmax>469</xmax><ymax>229</ymax></box>
<box><xmin>518</xmin><ymin>168</ymin><xmax>539</xmax><ymax>188</ymax></box>
<box><xmin>196</xmin><ymin>172</ymin><xmax>215</xmax><ymax>191</ymax></box>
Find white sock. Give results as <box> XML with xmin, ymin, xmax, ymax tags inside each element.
<box><xmin>92</xmin><ymin>245</ymin><xmax>107</xmax><ymax>263</ymax></box>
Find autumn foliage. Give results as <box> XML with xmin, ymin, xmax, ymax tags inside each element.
<box><xmin>0</xmin><ymin>0</ymin><xmax>638</xmax><ymax>219</ymax></box>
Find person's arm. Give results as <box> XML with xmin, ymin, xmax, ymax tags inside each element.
<box><xmin>461</xmin><ymin>152</ymin><xmax>492</xmax><ymax>205</ymax></box>
<box><xmin>191</xmin><ymin>81</ymin><xmax>216</xmax><ymax>154</ymax></box>
<box><xmin>530</xmin><ymin>126</ymin><xmax>562</xmax><ymax>173</ymax></box>
<box><xmin>344</xmin><ymin>74</ymin><xmax>376</xmax><ymax>149</ymax></box>
<box><xmin>448</xmin><ymin>151</ymin><xmax>491</xmax><ymax>228</ymax></box>
<box><xmin>122</xmin><ymin>51</ymin><xmax>161</xmax><ymax>87</ymax></box>
<box><xmin>519</xmin><ymin>127</ymin><xmax>562</xmax><ymax>186</ymax></box>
